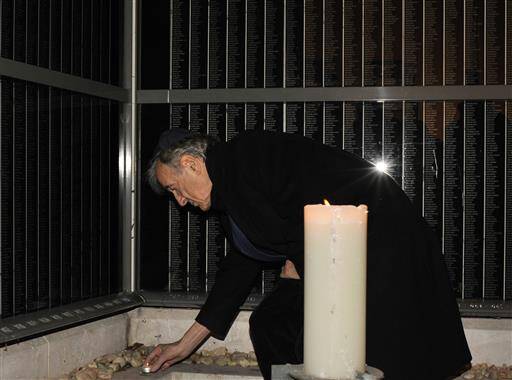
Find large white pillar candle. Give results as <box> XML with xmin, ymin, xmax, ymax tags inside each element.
<box><xmin>304</xmin><ymin>203</ymin><xmax>368</xmax><ymax>379</ymax></box>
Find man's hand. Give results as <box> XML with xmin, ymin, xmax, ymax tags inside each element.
<box><xmin>145</xmin><ymin>341</ymin><xmax>190</xmax><ymax>372</ymax></box>
<box><xmin>280</xmin><ymin>260</ymin><xmax>300</xmax><ymax>279</ymax></box>
<box><xmin>144</xmin><ymin>321</ymin><xmax>211</xmax><ymax>373</ymax></box>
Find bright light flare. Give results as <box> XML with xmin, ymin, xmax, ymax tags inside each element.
<box><xmin>323</xmin><ymin>199</ymin><xmax>330</xmax><ymax>206</ymax></box>
<box><xmin>375</xmin><ymin>161</ymin><xmax>388</xmax><ymax>173</ymax></box>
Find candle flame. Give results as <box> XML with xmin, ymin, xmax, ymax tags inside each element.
<box><xmin>323</xmin><ymin>199</ymin><xmax>330</xmax><ymax>206</ymax></box>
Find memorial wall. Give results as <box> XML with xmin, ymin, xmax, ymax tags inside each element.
<box><xmin>139</xmin><ymin>0</ymin><xmax>512</xmax><ymax>308</ymax></box>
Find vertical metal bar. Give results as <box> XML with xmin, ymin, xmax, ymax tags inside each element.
<box><xmin>130</xmin><ymin>0</ymin><xmax>138</xmax><ymax>292</ymax></box>
<box><xmin>120</xmin><ymin>0</ymin><xmax>137</xmax><ymax>292</ymax></box>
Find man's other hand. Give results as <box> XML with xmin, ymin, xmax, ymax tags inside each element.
<box><xmin>280</xmin><ymin>260</ymin><xmax>300</xmax><ymax>279</ymax></box>
<box><xmin>144</xmin><ymin>321</ymin><xmax>210</xmax><ymax>373</ymax></box>
<box><xmin>145</xmin><ymin>342</ymin><xmax>189</xmax><ymax>372</ymax></box>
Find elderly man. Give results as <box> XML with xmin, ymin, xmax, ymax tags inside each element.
<box><xmin>145</xmin><ymin>128</ymin><xmax>471</xmax><ymax>380</ymax></box>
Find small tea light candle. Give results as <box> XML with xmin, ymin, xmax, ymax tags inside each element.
<box><xmin>304</xmin><ymin>202</ymin><xmax>368</xmax><ymax>379</ymax></box>
<box><xmin>141</xmin><ymin>364</ymin><xmax>151</xmax><ymax>374</ymax></box>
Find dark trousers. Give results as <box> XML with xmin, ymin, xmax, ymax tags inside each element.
<box><xmin>249</xmin><ymin>278</ymin><xmax>304</xmax><ymax>380</ymax></box>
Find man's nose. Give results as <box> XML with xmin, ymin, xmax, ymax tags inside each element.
<box><xmin>175</xmin><ymin>194</ymin><xmax>187</xmax><ymax>206</ymax></box>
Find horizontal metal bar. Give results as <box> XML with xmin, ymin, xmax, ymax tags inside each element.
<box><xmin>137</xmin><ymin>290</ymin><xmax>262</xmax><ymax>310</ymax></box>
<box><xmin>136</xmin><ymin>89</ymin><xmax>170</xmax><ymax>103</ymax></box>
<box><xmin>0</xmin><ymin>293</ymin><xmax>143</xmax><ymax>346</ymax></box>
<box><xmin>0</xmin><ymin>57</ymin><xmax>130</xmax><ymax>102</ymax></box>
<box><xmin>137</xmin><ymin>85</ymin><xmax>512</xmax><ymax>104</ymax></box>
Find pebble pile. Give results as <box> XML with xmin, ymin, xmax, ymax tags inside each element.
<box><xmin>63</xmin><ymin>343</ymin><xmax>152</xmax><ymax>380</ymax></box>
<box><xmin>63</xmin><ymin>345</ymin><xmax>258</xmax><ymax>379</ymax></box>
<box><xmin>183</xmin><ymin>346</ymin><xmax>259</xmax><ymax>368</ymax></box>
<box><xmin>459</xmin><ymin>364</ymin><xmax>512</xmax><ymax>380</ymax></box>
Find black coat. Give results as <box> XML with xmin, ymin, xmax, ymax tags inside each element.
<box><xmin>195</xmin><ymin>130</ymin><xmax>471</xmax><ymax>378</ymax></box>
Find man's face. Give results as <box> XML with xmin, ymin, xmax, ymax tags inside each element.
<box><xmin>155</xmin><ymin>156</ymin><xmax>212</xmax><ymax>211</ymax></box>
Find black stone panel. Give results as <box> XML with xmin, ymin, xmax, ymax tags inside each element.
<box><xmin>463</xmin><ymin>101</ymin><xmax>485</xmax><ymax>299</ymax></box>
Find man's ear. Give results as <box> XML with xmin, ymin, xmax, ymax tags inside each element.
<box><xmin>179</xmin><ymin>154</ymin><xmax>200</xmax><ymax>172</ymax></box>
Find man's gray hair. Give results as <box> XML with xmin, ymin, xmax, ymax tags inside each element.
<box><xmin>146</xmin><ymin>134</ymin><xmax>217</xmax><ymax>194</ymax></box>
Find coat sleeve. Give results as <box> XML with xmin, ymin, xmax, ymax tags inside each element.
<box><xmin>195</xmin><ymin>232</ymin><xmax>263</xmax><ymax>340</ymax></box>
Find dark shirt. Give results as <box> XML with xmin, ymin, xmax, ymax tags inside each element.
<box><xmin>228</xmin><ymin>215</ymin><xmax>286</xmax><ymax>263</ymax></box>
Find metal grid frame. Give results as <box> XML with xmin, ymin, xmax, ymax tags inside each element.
<box><xmin>0</xmin><ymin>0</ymin><xmax>138</xmax><ymax>344</ymax></box>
